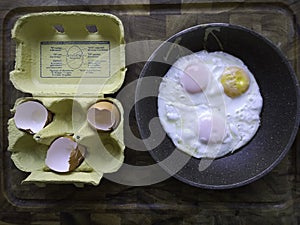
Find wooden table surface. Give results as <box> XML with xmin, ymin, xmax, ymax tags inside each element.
<box><xmin>0</xmin><ymin>0</ymin><xmax>299</xmax><ymax>224</ymax></box>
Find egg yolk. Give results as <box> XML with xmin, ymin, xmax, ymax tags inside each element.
<box><xmin>180</xmin><ymin>62</ymin><xmax>211</xmax><ymax>93</ymax></box>
<box><xmin>199</xmin><ymin>114</ymin><xmax>226</xmax><ymax>144</ymax></box>
<box><xmin>220</xmin><ymin>66</ymin><xmax>250</xmax><ymax>98</ymax></box>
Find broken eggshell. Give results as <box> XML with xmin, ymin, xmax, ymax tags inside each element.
<box><xmin>87</xmin><ymin>101</ymin><xmax>121</xmax><ymax>131</ymax></box>
<box><xmin>45</xmin><ymin>136</ymin><xmax>86</xmax><ymax>173</ymax></box>
<box><xmin>14</xmin><ymin>101</ymin><xmax>52</xmax><ymax>134</ymax></box>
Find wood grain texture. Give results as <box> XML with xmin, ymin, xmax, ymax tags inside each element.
<box><xmin>0</xmin><ymin>0</ymin><xmax>299</xmax><ymax>224</ymax></box>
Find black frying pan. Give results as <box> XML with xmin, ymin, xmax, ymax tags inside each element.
<box><xmin>135</xmin><ymin>23</ymin><xmax>300</xmax><ymax>189</ymax></box>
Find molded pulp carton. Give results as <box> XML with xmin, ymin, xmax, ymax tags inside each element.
<box><xmin>8</xmin><ymin>11</ymin><xmax>126</xmax><ymax>187</ymax></box>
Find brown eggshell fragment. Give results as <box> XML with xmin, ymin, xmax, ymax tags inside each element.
<box><xmin>87</xmin><ymin>101</ymin><xmax>121</xmax><ymax>131</ymax></box>
<box><xmin>45</xmin><ymin>137</ymin><xmax>86</xmax><ymax>173</ymax></box>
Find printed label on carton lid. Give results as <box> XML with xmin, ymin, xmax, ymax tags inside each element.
<box><xmin>41</xmin><ymin>41</ymin><xmax>110</xmax><ymax>78</ymax></box>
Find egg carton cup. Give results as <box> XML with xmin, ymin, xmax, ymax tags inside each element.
<box><xmin>8</xmin><ymin>12</ymin><xmax>126</xmax><ymax>186</ymax></box>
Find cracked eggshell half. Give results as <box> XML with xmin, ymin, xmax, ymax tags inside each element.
<box><xmin>45</xmin><ymin>136</ymin><xmax>86</xmax><ymax>173</ymax></box>
<box><xmin>87</xmin><ymin>101</ymin><xmax>121</xmax><ymax>131</ymax></box>
<box><xmin>14</xmin><ymin>101</ymin><xmax>52</xmax><ymax>134</ymax></box>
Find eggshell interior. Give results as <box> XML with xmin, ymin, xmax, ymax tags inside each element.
<box><xmin>87</xmin><ymin>101</ymin><xmax>121</xmax><ymax>131</ymax></box>
<box><xmin>14</xmin><ymin>101</ymin><xmax>49</xmax><ymax>134</ymax></box>
<box><xmin>45</xmin><ymin>137</ymin><xmax>79</xmax><ymax>173</ymax></box>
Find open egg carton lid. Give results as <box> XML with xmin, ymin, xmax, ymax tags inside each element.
<box><xmin>10</xmin><ymin>11</ymin><xmax>126</xmax><ymax>97</ymax></box>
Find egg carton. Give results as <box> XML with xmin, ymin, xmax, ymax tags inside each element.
<box><xmin>8</xmin><ymin>12</ymin><xmax>126</xmax><ymax>186</ymax></box>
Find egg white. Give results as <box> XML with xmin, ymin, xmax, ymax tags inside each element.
<box><xmin>157</xmin><ymin>51</ymin><xmax>263</xmax><ymax>158</ymax></box>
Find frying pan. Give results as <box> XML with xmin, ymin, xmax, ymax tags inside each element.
<box><xmin>135</xmin><ymin>23</ymin><xmax>300</xmax><ymax>189</ymax></box>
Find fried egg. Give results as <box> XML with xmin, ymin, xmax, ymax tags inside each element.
<box><xmin>158</xmin><ymin>51</ymin><xmax>263</xmax><ymax>158</ymax></box>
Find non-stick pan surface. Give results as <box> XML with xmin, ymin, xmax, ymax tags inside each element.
<box><xmin>135</xmin><ymin>24</ymin><xmax>300</xmax><ymax>189</ymax></box>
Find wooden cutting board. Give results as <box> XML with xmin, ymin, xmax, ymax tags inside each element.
<box><xmin>0</xmin><ymin>1</ymin><xmax>299</xmax><ymax>224</ymax></box>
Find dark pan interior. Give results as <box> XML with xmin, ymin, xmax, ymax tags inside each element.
<box><xmin>135</xmin><ymin>24</ymin><xmax>300</xmax><ymax>189</ymax></box>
